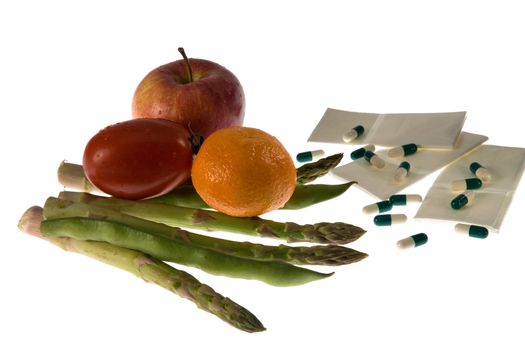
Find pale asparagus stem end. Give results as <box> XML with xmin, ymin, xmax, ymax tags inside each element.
<box><xmin>18</xmin><ymin>206</ymin><xmax>45</xmax><ymax>237</ymax></box>
<box><xmin>57</xmin><ymin>161</ymin><xmax>105</xmax><ymax>195</ymax></box>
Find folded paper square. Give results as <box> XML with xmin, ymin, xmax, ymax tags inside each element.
<box><xmin>415</xmin><ymin>145</ymin><xmax>525</xmax><ymax>232</ymax></box>
<box><xmin>308</xmin><ymin>108</ymin><xmax>466</xmax><ymax>149</ymax></box>
<box><xmin>330</xmin><ymin>132</ymin><xmax>488</xmax><ymax>199</ymax></box>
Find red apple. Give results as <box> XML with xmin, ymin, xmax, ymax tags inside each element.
<box><xmin>131</xmin><ymin>48</ymin><xmax>245</xmax><ymax>138</ymax></box>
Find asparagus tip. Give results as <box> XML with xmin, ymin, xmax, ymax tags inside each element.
<box><xmin>223</xmin><ymin>298</ymin><xmax>266</xmax><ymax>332</ymax></box>
<box><xmin>294</xmin><ymin>245</ymin><xmax>369</xmax><ymax>266</ymax></box>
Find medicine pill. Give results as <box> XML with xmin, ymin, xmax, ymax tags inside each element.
<box><xmin>364</xmin><ymin>150</ymin><xmax>386</xmax><ymax>169</ymax></box>
<box><xmin>373</xmin><ymin>214</ymin><xmax>407</xmax><ymax>226</ymax></box>
<box><xmin>454</xmin><ymin>223</ymin><xmax>489</xmax><ymax>239</ymax></box>
<box><xmin>362</xmin><ymin>200</ymin><xmax>393</xmax><ymax>214</ymax></box>
<box><xmin>388</xmin><ymin>143</ymin><xmax>418</xmax><ymax>158</ymax></box>
<box><xmin>296</xmin><ymin>150</ymin><xmax>325</xmax><ymax>163</ymax></box>
<box><xmin>450</xmin><ymin>178</ymin><xmax>483</xmax><ymax>192</ymax></box>
<box><xmin>451</xmin><ymin>190</ymin><xmax>474</xmax><ymax>210</ymax></box>
<box><xmin>470</xmin><ymin>162</ymin><xmax>492</xmax><ymax>182</ymax></box>
<box><xmin>389</xmin><ymin>194</ymin><xmax>423</xmax><ymax>206</ymax></box>
<box><xmin>342</xmin><ymin>125</ymin><xmax>365</xmax><ymax>143</ymax></box>
<box><xmin>397</xmin><ymin>233</ymin><xmax>428</xmax><ymax>250</ymax></box>
<box><xmin>350</xmin><ymin>144</ymin><xmax>375</xmax><ymax>160</ymax></box>
<box><xmin>394</xmin><ymin>161</ymin><xmax>411</xmax><ymax>182</ymax></box>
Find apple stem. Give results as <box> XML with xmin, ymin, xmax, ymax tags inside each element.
<box><xmin>178</xmin><ymin>47</ymin><xmax>194</xmax><ymax>83</ymax></box>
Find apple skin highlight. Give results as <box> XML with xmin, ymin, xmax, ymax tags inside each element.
<box><xmin>132</xmin><ymin>58</ymin><xmax>245</xmax><ymax>138</ymax></box>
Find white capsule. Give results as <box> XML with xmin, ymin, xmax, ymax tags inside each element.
<box><xmin>370</xmin><ymin>156</ymin><xmax>385</xmax><ymax>169</ymax></box>
<box><xmin>397</xmin><ymin>233</ymin><xmax>428</xmax><ymax>250</ymax></box>
<box><xmin>455</xmin><ymin>223</ymin><xmax>489</xmax><ymax>238</ymax></box>
<box><xmin>470</xmin><ymin>162</ymin><xmax>492</xmax><ymax>183</ymax></box>
<box><xmin>406</xmin><ymin>194</ymin><xmax>422</xmax><ymax>203</ymax></box>
<box><xmin>394</xmin><ymin>162</ymin><xmax>411</xmax><ymax>183</ymax></box>
<box><xmin>476</xmin><ymin>168</ymin><xmax>492</xmax><ymax>183</ymax></box>
<box><xmin>397</xmin><ymin>237</ymin><xmax>415</xmax><ymax>250</ymax></box>
<box><xmin>343</xmin><ymin>130</ymin><xmax>357</xmax><ymax>143</ymax></box>
<box><xmin>342</xmin><ymin>125</ymin><xmax>365</xmax><ymax>143</ymax></box>
<box><xmin>364</xmin><ymin>151</ymin><xmax>385</xmax><ymax>169</ymax></box>
<box><xmin>389</xmin><ymin>147</ymin><xmax>404</xmax><ymax>158</ymax></box>
<box><xmin>363</xmin><ymin>144</ymin><xmax>376</xmax><ymax>152</ymax></box>
<box><xmin>394</xmin><ymin>167</ymin><xmax>408</xmax><ymax>182</ymax></box>
<box><xmin>373</xmin><ymin>214</ymin><xmax>407</xmax><ymax>226</ymax></box>
<box><xmin>362</xmin><ymin>200</ymin><xmax>393</xmax><ymax>214</ymax></box>
<box><xmin>450</xmin><ymin>178</ymin><xmax>483</xmax><ymax>192</ymax></box>
<box><xmin>389</xmin><ymin>194</ymin><xmax>423</xmax><ymax>205</ymax></box>
<box><xmin>455</xmin><ymin>223</ymin><xmax>469</xmax><ymax>235</ymax></box>
<box><xmin>389</xmin><ymin>214</ymin><xmax>408</xmax><ymax>224</ymax></box>
<box><xmin>388</xmin><ymin>143</ymin><xmax>418</xmax><ymax>158</ymax></box>
<box><xmin>296</xmin><ymin>150</ymin><xmax>325</xmax><ymax>163</ymax></box>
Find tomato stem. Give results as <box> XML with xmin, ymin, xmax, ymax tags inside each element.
<box><xmin>178</xmin><ymin>47</ymin><xmax>194</xmax><ymax>83</ymax></box>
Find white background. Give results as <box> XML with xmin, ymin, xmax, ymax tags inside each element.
<box><xmin>1</xmin><ymin>0</ymin><xmax>525</xmax><ymax>349</ymax></box>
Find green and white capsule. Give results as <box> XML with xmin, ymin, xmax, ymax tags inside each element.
<box><xmin>389</xmin><ymin>194</ymin><xmax>423</xmax><ymax>206</ymax></box>
<box><xmin>350</xmin><ymin>144</ymin><xmax>375</xmax><ymax>160</ymax></box>
<box><xmin>373</xmin><ymin>214</ymin><xmax>407</xmax><ymax>226</ymax></box>
<box><xmin>451</xmin><ymin>190</ymin><xmax>475</xmax><ymax>210</ymax></box>
<box><xmin>470</xmin><ymin>162</ymin><xmax>492</xmax><ymax>182</ymax></box>
<box><xmin>455</xmin><ymin>223</ymin><xmax>489</xmax><ymax>239</ymax></box>
<box><xmin>450</xmin><ymin>178</ymin><xmax>483</xmax><ymax>192</ymax></box>
<box><xmin>296</xmin><ymin>150</ymin><xmax>325</xmax><ymax>163</ymax></box>
<box><xmin>394</xmin><ymin>161</ymin><xmax>411</xmax><ymax>183</ymax></box>
<box><xmin>388</xmin><ymin>143</ymin><xmax>418</xmax><ymax>158</ymax></box>
<box><xmin>364</xmin><ymin>150</ymin><xmax>386</xmax><ymax>169</ymax></box>
<box><xmin>397</xmin><ymin>233</ymin><xmax>428</xmax><ymax>250</ymax></box>
<box><xmin>362</xmin><ymin>200</ymin><xmax>393</xmax><ymax>214</ymax></box>
<box><xmin>342</xmin><ymin>125</ymin><xmax>365</xmax><ymax>143</ymax></box>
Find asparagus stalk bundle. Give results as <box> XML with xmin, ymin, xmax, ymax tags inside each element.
<box><xmin>21</xmin><ymin>152</ymin><xmax>363</xmax><ymax>331</ymax></box>
<box><xmin>18</xmin><ymin>206</ymin><xmax>265</xmax><ymax>333</ymax></box>
<box><xmin>43</xmin><ymin>197</ymin><xmax>334</xmax><ymax>287</ymax></box>
<box><xmin>48</xmin><ymin>195</ymin><xmax>368</xmax><ymax>265</ymax></box>
<box><xmin>57</xmin><ymin>153</ymin><xmax>351</xmax><ymax>210</ymax></box>
<box><xmin>58</xmin><ymin>191</ymin><xmax>366</xmax><ymax>245</ymax></box>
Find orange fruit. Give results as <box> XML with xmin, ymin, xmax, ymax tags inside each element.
<box><xmin>191</xmin><ymin>126</ymin><xmax>296</xmax><ymax>217</ymax></box>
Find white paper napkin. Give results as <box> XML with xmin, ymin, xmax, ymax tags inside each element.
<box><xmin>330</xmin><ymin>132</ymin><xmax>488</xmax><ymax>199</ymax></box>
<box><xmin>415</xmin><ymin>145</ymin><xmax>525</xmax><ymax>232</ymax></box>
<box><xmin>308</xmin><ymin>108</ymin><xmax>466</xmax><ymax>149</ymax></box>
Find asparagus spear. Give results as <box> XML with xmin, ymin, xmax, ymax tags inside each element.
<box><xmin>50</xmin><ymin>194</ymin><xmax>368</xmax><ymax>265</ymax></box>
<box><xmin>151</xmin><ymin>181</ymin><xmax>356</xmax><ymax>210</ymax></box>
<box><xmin>283</xmin><ymin>181</ymin><xmax>355</xmax><ymax>210</ymax></box>
<box><xmin>57</xmin><ymin>157</ymin><xmax>352</xmax><ymax>210</ymax></box>
<box><xmin>150</xmin><ymin>181</ymin><xmax>208</xmax><ymax>209</ymax></box>
<box><xmin>42</xmin><ymin>198</ymin><xmax>333</xmax><ymax>287</ymax></box>
<box><xmin>18</xmin><ymin>206</ymin><xmax>265</xmax><ymax>332</ymax></box>
<box><xmin>58</xmin><ymin>191</ymin><xmax>366</xmax><ymax>244</ymax></box>
<box><xmin>296</xmin><ymin>153</ymin><xmax>344</xmax><ymax>185</ymax></box>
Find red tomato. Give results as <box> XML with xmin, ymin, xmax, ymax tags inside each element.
<box><xmin>83</xmin><ymin>118</ymin><xmax>193</xmax><ymax>199</ymax></box>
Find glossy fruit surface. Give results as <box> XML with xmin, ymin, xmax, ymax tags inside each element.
<box><xmin>132</xmin><ymin>57</ymin><xmax>245</xmax><ymax>138</ymax></box>
<box><xmin>83</xmin><ymin>118</ymin><xmax>193</xmax><ymax>199</ymax></box>
<box><xmin>191</xmin><ymin>126</ymin><xmax>296</xmax><ymax>217</ymax></box>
